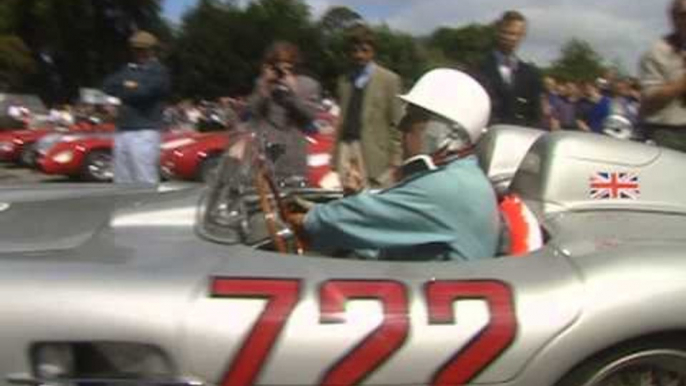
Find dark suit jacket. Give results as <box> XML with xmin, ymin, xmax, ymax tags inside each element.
<box><xmin>103</xmin><ymin>59</ymin><xmax>171</xmax><ymax>131</ymax></box>
<box><xmin>475</xmin><ymin>52</ymin><xmax>543</xmax><ymax>128</ymax></box>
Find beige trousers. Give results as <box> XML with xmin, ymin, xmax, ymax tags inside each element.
<box><xmin>337</xmin><ymin>140</ymin><xmax>396</xmax><ymax>190</ymax></box>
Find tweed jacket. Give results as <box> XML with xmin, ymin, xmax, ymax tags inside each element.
<box><xmin>334</xmin><ymin>63</ymin><xmax>404</xmax><ymax>180</ymax></box>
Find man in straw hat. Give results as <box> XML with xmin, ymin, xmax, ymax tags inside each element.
<box><xmin>103</xmin><ymin>30</ymin><xmax>170</xmax><ymax>183</ymax></box>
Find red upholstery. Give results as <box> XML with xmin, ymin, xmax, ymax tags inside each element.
<box><xmin>499</xmin><ymin>195</ymin><xmax>543</xmax><ymax>256</ymax></box>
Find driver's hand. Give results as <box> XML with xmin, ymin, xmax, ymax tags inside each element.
<box><xmin>291</xmin><ymin>196</ymin><xmax>316</xmax><ymax>212</ymax></box>
<box><xmin>288</xmin><ymin>212</ymin><xmax>307</xmax><ymax>233</ymax></box>
<box><xmin>342</xmin><ymin>158</ymin><xmax>364</xmax><ymax>195</ymax></box>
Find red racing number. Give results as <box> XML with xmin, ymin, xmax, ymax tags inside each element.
<box><xmin>210</xmin><ymin>278</ymin><xmax>301</xmax><ymax>386</ymax></box>
<box><xmin>319</xmin><ymin>280</ymin><xmax>409</xmax><ymax>386</ymax></box>
<box><xmin>210</xmin><ymin>278</ymin><xmax>516</xmax><ymax>386</ymax></box>
<box><xmin>426</xmin><ymin>280</ymin><xmax>517</xmax><ymax>385</ymax></box>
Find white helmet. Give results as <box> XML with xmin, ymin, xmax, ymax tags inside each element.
<box><xmin>399</xmin><ymin>68</ymin><xmax>491</xmax><ymax>146</ymax></box>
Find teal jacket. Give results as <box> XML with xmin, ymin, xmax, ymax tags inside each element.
<box><xmin>304</xmin><ymin>156</ymin><xmax>500</xmax><ymax>261</ymax></box>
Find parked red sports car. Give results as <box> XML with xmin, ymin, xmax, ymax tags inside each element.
<box><xmin>37</xmin><ymin>130</ymin><xmax>198</xmax><ymax>182</ymax></box>
<box><xmin>0</xmin><ymin>128</ymin><xmax>52</xmax><ymax>163</ymax></box>
<box><xmin>160</xmin><ymin>131</ymin><xmax>229</xmax><ymax>182</ymax></box>
<box><xmin>162</xmin><ymin>111</ymin><xmax>339</xmax><ymax>185</ymax></box>
<box><xmin>161</xmin><ymin>131</ymin><xmax>336</xmax><ymax>186</ymax></box>
<box><xmin>0</xmin><ymin>122</ymin><xmax>114</xmax><ymax>166</ymax></box>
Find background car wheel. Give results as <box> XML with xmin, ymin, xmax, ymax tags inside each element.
<box><xmin>198</xmin><ymin>154</ymin><xmax>220</xmax><ymax>183</ymax></box>
<box><xmin>556</xmin><ymin>337</ymin><xmax>686</xmax><ymax>386</ymax></box>
<box><xmin>81</xmin><ymin>150</ymin><xmax>113</xmax><ymax>182</ymax></box>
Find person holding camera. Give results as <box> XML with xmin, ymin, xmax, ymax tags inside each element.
<box><xmin>247</xmin><ymin>41</ymin><xmax>322</xmax><ymax>181</ymax></box>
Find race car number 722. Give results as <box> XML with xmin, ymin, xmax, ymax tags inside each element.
<box><xmin>210</xmin><ymin>278</ymin><xmax>516</xmax><ymax>386</ymax></box>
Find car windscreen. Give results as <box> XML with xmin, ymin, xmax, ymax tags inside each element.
<box><xmin>196</xmin><ymin>130</ymin><xmax>260</xmax><ymax>244</ymax></box>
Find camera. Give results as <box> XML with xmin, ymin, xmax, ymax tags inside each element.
<box><xmin>271</xmin><ymin>83</ymin><xmax>291</xmax><ymax>101</ymax></box>
<box><xmin>268</xmin><ymin>64</ymin><xmax>292</xmax><ymax>101</ymax></box>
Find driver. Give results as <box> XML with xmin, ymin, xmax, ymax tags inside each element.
<box><xmin>291</xmin><ymin>69</ymin><xmax>500</xmax><ymax>261</ymax></box>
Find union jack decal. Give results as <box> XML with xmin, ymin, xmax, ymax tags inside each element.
<box><xmin>589</xmin><ymin>172</ymin><xmax>640</xmax><ymax>200</ymax></box>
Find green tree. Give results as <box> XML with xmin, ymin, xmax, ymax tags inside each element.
<box><xmin>244</xmin><ymin>0</ymin><xmax>314</xmax><ymax>52</ymax></box>
<box><xmin>3</xmin><ymin>0</ymin><xmax>167</xmax><ymax>104</ymax></box>
<box><xmin>548</xmin><ymin>38</ymin><xmax>606</xmax><ymax>82</ymax></box>
<box><xmin>170</xmin><ymin>0</ymin><xmax>257</xmax><ymax>98</ymax></box>
<box><xmin>374</xmin><ymin>25</ymin><xmax>428</xmax><ymax>87</ymax></box>
<box><xmin>319</xmin><ymin>6</ymin><xmax>363</xmax><ymax>36</ymax></box>
<box><xmin>427</xmin><ymin>23</ymin><xmax>496</xmax><ymax>69</ymax></box>
<box><xmin>313</xmin><ymin>7</ymin><xmax>364</xmax><ymax>93</ymax></box>
<box><xmin>0</xmin><ymin>0</ymin><xmax>21</xmax><ymax>33</ymax></box>
<box><xmin>0</xmin><ymin>0</ymin><xmax>35</xmax><ymax>91</ymax></box>
<box><xmin>0</xmin><ymin>35</ymin><xmax>35</xmax><ymax>91</ymax></box>
<box><xmin>170</xmin><ymin>0</ymin><xmax>321</xmax><ymax>99</ymax></box>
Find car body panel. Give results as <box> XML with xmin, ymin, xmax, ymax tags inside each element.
<box><xmin>0</xmin><ymin>184</ymin><xmax>581</xmax><ymax>385</ymax></box>
<box><xmin>186</xmin><ymin>247</ymin><xmax>581</xmax><ymax>385</ymax></box>
<box><xmin>37</xmin><ymin>134</ymin><xmax>112</xmax><ymax>176</ymax></box>
<box><xmin>510</xmin><ymin>131</ymin><xmax>685</xmax><ymax>216</ymax></box>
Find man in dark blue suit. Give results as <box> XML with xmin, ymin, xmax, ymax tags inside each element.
<box><xmin>475</xmin><ymin>11</ymin><xmax>543</xmax><ymax>128</ymax></box>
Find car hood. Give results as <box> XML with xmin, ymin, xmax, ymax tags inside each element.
<box><xmin>0</xmin><ymin>183</ymin><xmax>201</xmax><ymax>254</ymax></box>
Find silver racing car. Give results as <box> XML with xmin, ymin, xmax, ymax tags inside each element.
<box><xmin>0</xmin><ymin>126</ymin><xmax>685</xmax><ymax>386</ymax></box>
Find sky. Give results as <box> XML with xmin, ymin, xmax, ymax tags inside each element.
<box><xmin>163</xmin><ymin>0</ymin><xmax>675</xmax><ymax>74</ymax></box>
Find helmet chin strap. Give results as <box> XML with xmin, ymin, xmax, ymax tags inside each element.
<box><xmin>431</xmin><ymin>144</ymin><xmax>475</xmax><ymax>166</ymax></box>
<box><xmin>397</xmin><ymin>119</ymin><xmax>477</xmax><ymax>180</ymax></box>
<box><xmin>398</xmin><ymin>143</ymin><xmax>475</xmax><ymax>181</ymax></box>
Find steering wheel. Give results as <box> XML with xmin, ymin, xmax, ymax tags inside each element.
<box><xmin>254</xmin><ymin>165</ymin><xmax>307</xmax><ymax>255</ymax></box>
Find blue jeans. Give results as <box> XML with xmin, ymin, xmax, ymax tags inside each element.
<box><xmin>113</xmin><ymin>130</ymin><xmax>161</xmax><ymax>184</ymax></box>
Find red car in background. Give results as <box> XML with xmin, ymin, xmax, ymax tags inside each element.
<box><xmin>161</xmin><ymin>130</ymin><xmax>336</xmax><ymax>186</ymax></box>
<box><xmin>162</xmin><ymin>111</ymin><xmax>339</xmax><ymax>185</ymax></box>
<box><xmin>0</xmin><ymin>122</ymin><xmax>115</xmax><ymax>166</ymax></box>
<box><xmin>160</xmin><ymin>131</ymin><xmax>229</xmax><ymax>182</ymax></box>
<box><xmin>306</xmin><ymin>132</ymin><xmax>335</xmax><ymax>188</ymax></box>
<box><xmin>38</xmin><ymin>130</ymin><xmax>199</xmax><ymax>182</ymax></box>
<box><xmin>0</xmin><ymin>128</ymin><xmax>53</xmax><ymax>163</ymax></box>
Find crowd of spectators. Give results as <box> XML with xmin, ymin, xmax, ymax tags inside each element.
<box><xmin>541</xmin><ymin>75</ymin><xmax>642</xmax><ymax>134</ymax></box>
<box><xmin>7</xmin><ymin>0</ymin><xmax>686</xmax><ymax>187</ymax></box>
<box><xmin>163</xmin><ymin>97</ymin><xmax>247</xmax><ymax>132</ymax></box>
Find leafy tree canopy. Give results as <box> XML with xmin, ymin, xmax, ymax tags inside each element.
<box><xmin>0</xmin><ymin>35</ymin><xmax>35</xmax><ymax>91</ymax></box>
<box><xmin>0</xmin><ymin>0</ymin><xmax>618</xmax><ymax>104</ymax></box>
<box><xmin>547</xmin><ymin>38</ymin><xmax>605</xmax><ymax>82</ymax></box>
<box><xmin>319</xmin><ymin>6</ymin><xmax>363</xmax><ymax>36</ymax></box>
<box><xmin>427</xmin><ymin>23</ymin><xmax>497</xmax><ymax>69</ymax></box>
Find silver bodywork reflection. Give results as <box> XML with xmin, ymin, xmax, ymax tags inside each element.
<box><xmin>0</xmin><ymin>127</ymin><xmax>685</xmax><ymax>386</ymax></box>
